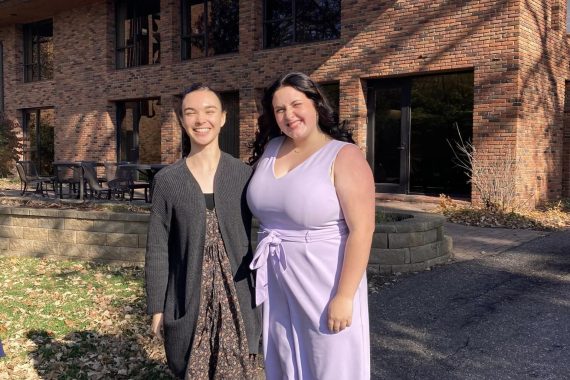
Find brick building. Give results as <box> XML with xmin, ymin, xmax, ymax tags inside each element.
<box><xmin>0</xmin><ymin>0</ymin><xmax>569</xmax><ymax>205</ymax></box>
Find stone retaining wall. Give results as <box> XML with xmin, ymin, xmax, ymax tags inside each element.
<box><xmin>369</xmin><ymin>211</ymin><xmax>453</xmax><ymax>274</ymax></box>
<box><xmin>0</xmin><ymin>207</ymin><xmax>453</xmax><ymax>273</ymax></box>
<box><xmin>0</xmin><ymin>207</ymin><xmax>149</xmax><ymax>263</ymax></box>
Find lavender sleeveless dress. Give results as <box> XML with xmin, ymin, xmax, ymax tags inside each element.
<box><xmin>247</xmin><ymin>136</ymin><xmax>370</xmax><ymax>380</ymax></box>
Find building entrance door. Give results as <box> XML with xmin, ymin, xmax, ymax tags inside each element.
<box><xmin>367</xmin><ymin>81</ymin><xmax>410</xmax><ymax>193</ymax></box>
<box><xmin>367</xmin><ymin>72</ymin><xmax>473</xmax><ymax>197</ymax></box>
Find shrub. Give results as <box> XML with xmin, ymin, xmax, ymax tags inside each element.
<box><xmin>448</xmin><ymin>123</ymin><xmax>531</xmax><ymax>213</ymax></box>
<box><xmin>0</xmin><ymin>113</ymin><xmax>22</xmax><ymax>177</ymax></box>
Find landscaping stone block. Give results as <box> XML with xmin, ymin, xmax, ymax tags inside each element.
<box><xmin>31</xmin><ymin>209</ymin><xmax>61</xmax><ymax>218</ymax></box>
<box><xmin>369</xmin><ymin>247</ymin><xmax>409</xmax><ymax>265</ymax></box>
<box><xmin>33</xmin><ymin>240</ymin><xmax>59</xmax><ymax>254</ymax></box>
<box><xmin>106</xmin><ymin>233</ymin><xmax>139</xmax><ymax>247</ymax></box>
<box><xmin>65</xmin><ymin>219</ymin><xmax>95</xmax><ymax>231</ymax></box>
<box><xmin>410</xmin><ymin>241</ymin><xmax>442</xmax><ymax>263</ymax></box>
<box><xmin>124</xmin><ymin>222</ymin><xmax>148</xmax><ymax>234</ymax></box>
<box><xmin>0</xmin><ymin>215</ymin><xmax>12</xmax><ymax>225</ymax></box>
<box><xmin>49</xmin><ymin>229</ymin><xmax>76</xmax><ymax>243</ymax></box>
<box><xmin>372</xmin><ymin>232</ymin><xmax>388</xmax><ymax>249</ymax></box>
<box><xmin>0</xmin><ymin>226</ymin><xmax>23</xmax><ymax>239</ymax></box>
<box><xmin>72</xmin><ymin>243</ymin><xmax>114</xmax><ymax>257</ymax></box>
<box><xmin>10</xmin><ymin>209</ymin><xmax>30</xmax><ymax>216</ymax></box>
<box><xmin>10</xmin><ymin>239</ymin><xmax>35</xmax><ymax>252</ymax></box>
<box><xmin>12</xmin><ymin>216</ymin><xmax>39</xmax><ymax>227</ymax></box>
<box><xmin>117</xmin><ymin>247</ymin><xmax>146</xmax><ymax>262</ymax></box>
<box><xmin>22</xmin><ymin>227</ymin><xmax>49</xmax><ymax>241</ymax></box>
<box><xmin>92</xmin><ymin>220</ymin><xmax>124</xmax><ymax>233</ymax></box>
<box><xmin>41</xmin><ymin>218</ymin><xmax>66</xmax><ymax>229</ymax></box>
<box><xmin>0</xmin><ymin>237</ymin><xmax>9</xmax><ymax>250</ymax></box>
<box><xmin>76</xmin><ymin>231</ymin><xmax>107</xmax><ymax>245</ymax></box>
<box><xmin>388</xmin><ymin>229</ymin><xmax>438</xmax><ymax>249</ymax></box>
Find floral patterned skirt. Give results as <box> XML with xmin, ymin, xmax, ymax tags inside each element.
<box><xmin>185</xmin><ymin>208</ymin><xmax>255</xmax><ymax>380</ymax></box>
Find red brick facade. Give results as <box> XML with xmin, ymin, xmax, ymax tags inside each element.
<box><xmin>1</xmin><ymin>0</ymin><xmax>569</xmax><ymax>205</ymax></box>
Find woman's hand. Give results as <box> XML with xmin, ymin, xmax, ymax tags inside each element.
<box><xmin>327</xmin><ymin>295</ymin><xmax>353</xmax><ymax>333</ymax></box>
<box><xmin>151</xmin><ymin>313</ymin><xmax>164</xmax><ymax>340</ymax></box>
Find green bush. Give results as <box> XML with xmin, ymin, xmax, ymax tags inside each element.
<box><xmin>0</xmin><ymin>113</ymin><xmax>22</xmax><ymax>177</ymax></box>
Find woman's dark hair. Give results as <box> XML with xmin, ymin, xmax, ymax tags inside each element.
<box><xmin>179</xmin><ymin>83</ymin><xmax>225</xmax><ymax>156</ymax></box>
<box><xmin>248</xmin><ymin>72</ymin><xmax>354</xmax><ymax>164</ymax></box>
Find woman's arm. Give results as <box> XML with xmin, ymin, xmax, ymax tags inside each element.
<box><xmin>328</xmin><ymin>144</ymin><xmax>376</xmax><ymax>333</ymax></box>
<box><xmin>145</xmin><ymin>177</ymin><xmax>171</xmax><ymax>320</ymax></box>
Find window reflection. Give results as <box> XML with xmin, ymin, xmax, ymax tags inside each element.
<box><xmin>23</xmin><ymin>19</ymin><xmax>53</xmax><ymax>82</ymax></box>
<box><xmin>23</xmin><ymin>108</ymin><xmax>55</xmax><ymax>175</ymax></box>
<box><xmin>264</xmin><ymin>0</ymin><xmax>340</xmax><ymax>48</ymax></box>
<box><xmin>116</xmin><ymin>0</ymin><xmax>160</xmax><ymax>68</ymax></box>
<box><xmin>181</xmin><ymin>0</ymin><xmax>239</xmax><ymax>59</ymax></box>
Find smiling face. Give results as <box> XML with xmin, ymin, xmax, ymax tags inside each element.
<box><xmin>272</xmin><ymin>86</ymin><xmax>319</xmax><ymax>142</ymax></box>
<box><xmin>180</xmin><ymin>88</ymin><xmax>226</xmax><ymax>148</ymax></box>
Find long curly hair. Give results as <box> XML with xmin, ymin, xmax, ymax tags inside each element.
<box><xmin>248</xmin><ymin>72</ymin><xmax>354</xmax><ymax>164</ymax></box>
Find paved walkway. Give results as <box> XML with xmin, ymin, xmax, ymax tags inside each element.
<box><xmin>371</xmin><ymin>200</ymin><xmax>569</xmax><ymax>379</ymax></box>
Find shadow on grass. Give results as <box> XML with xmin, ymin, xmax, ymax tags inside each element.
<box><xmin>27</xmin><ymin>329</ymin><xmax>175</xmax><ymax>380</ymax></box>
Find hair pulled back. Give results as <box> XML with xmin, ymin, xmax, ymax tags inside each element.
<box><xmin>179</xmin><ymin>83</ymin><xmax>225</xmax><ymax>156</ymax></box>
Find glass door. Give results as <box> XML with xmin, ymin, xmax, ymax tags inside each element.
<box><xmin>367</xmin><ymin>82</ymin><xmax>410</xmax><ymax>193</ymax></box>
<box><xmin>117</xmin><ymin>98</ymin><xmax>161</xmax><ymax>163</ymax></box>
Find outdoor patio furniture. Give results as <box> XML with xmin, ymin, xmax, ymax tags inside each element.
<box><xmin>15</xmin><ymin>161</ymin><xmax>55</xmax><ymax>196</ymax></box>
<box><xmin>81</xmin><ymin>162</ymin><xmax>126</xmax><ymax>200</ymax></box>
<box><xmin>116</xmin><ymin>164</ymin><xmax>150</xmax><ymax>202</ymax></box>
<box><xmin>103</xmin><ymin>162</ymin><xmax>131</xmax><ymax>201</ymax></box>
<box><xmin>116</xmin><ymin>163</ymin><xmax>167</xmax><ymax>202</ymax></box>
<box><xmin>53</xmin><ymin>163</ymin><xmax>81</xmax><ymax>199</ymax></box>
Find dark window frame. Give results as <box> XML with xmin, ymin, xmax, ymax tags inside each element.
<box><xmin>115</xmin><ymin>0</ymin><xmax>161</xmax><ymax>69</ymax></box>
<box><xmin>22</xmin><ymin>107</ymin><xmax>55</xmax><ymax>175</ymax></box>
<box><xmin>116</xmin><ymin>98</ymin><xmax>161</xmax><ymax>163</ymax></box>
<box><xmin>263</xmin><ymin>0</ymin><xmax>341</xmax><ymax>49</ymax></box>
<box><xmin>180</xmin><ymin>0</ymin><xmax>239</xmax><ymax>60</ymax></box>
<box><xmin>23</xmin><ymin>19</ymin><xmax>53</xmax><ymax>82</ymax></box>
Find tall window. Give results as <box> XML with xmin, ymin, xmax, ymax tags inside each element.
<box><xmin>116</xmin><ymin>0</ymin><xmax>160</xmax><ymax>68</ymax></box>
<box><xmin>264</xmin><ymin>0</ymin><xmax>340</xmax><ymax>48</ymax></box>
<box><xmin>117</xmin><ymin>99</ymin><xmax>161</xmax><ymax>163</ymax></box>
<box><xmin>23</xmin><ymin>19</ymin><xmax>53</xmax><ymax>82</ymax></box>
<box><xmin>181</xmin><ymin>0</ymin><xmax>239</xmax><ymax>59</ymax></box>
<box><xmin>23</xmin><ymin>108</ymin><xmax>55</xmax><ymax>175</ymax></box>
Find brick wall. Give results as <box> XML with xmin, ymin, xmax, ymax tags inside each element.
<box><xmin>0</xmin><ymin>0</ymin><xmax>569</xmax><ymax>204</ymax></box>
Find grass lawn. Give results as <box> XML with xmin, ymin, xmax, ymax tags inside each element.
<box><xmin>0</xmin><ymin>257</ymin><xmax>173</xmax><ymax>379</ymax></box>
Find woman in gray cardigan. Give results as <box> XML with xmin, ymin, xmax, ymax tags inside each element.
<box><xmin>145</xmin><ymin>84</ymin><xmax>261</xmax><ymax>379</ymax></box>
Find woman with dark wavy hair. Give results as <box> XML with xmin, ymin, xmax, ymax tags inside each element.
<box><xmin>247</xmin><ymin>72</ymin><xmax>374</xmax><ymax>379</ymax></box>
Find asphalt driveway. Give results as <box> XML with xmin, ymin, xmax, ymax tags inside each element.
<box><xmin>370</xmin><ymin>228</ymin><xmax>570</xmax><ymax>380</ymax></box>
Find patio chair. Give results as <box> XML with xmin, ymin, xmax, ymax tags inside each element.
<box><xmin>103</xmin><ymin>162</ymin><xmax>130</xmax><ymax>200</ymax></box>
<box><xmin>116</xmin><ymin>165</ymin><xmax>150</xmax><ymax>202</ymax></box>
<box><xmin>81</xmin><ymin>163</ymin><xmax>112</xmax><ymax>200</ymax></box>
<box><xmin>81</xmin><ymin>161</ymin><xmax>106</xmax><ymax>185</ymax></box>
<box><xmin>15</xmin><ymin>161</ymin><xmax>55</xmax><ymax>196</ymax></box>
<box><xmin>54</xmin><ymin>165</ymin><xmax>81</xmax><ymax>199</ymax></box>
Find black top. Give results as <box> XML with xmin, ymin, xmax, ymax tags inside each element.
<box><xmin>204</xmin><ymin>193</ymin><xmax>215</xmax><ymax>210</ymax></box>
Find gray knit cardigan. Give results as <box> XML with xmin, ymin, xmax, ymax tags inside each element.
<box><xmin>145</xmin><ymin>154</ymin><xmax>261</xmax><ymax>379</ymax></box>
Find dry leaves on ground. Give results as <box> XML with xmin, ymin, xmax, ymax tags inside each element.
<box><xmin>0</xmin><ymin>257</ymin><xmax>173</xmax><ymax>379</ymax></box>
<box><xmin>438</xmin><ymin>195</ymin><xmax>570</xmax><ymax>230</ymax></box>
